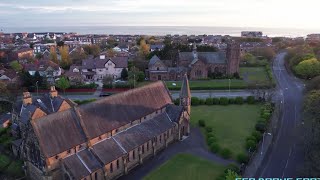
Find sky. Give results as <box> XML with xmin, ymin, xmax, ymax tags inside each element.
<box><xmin>0</xmin><ymin>0</ymin><xmax>320</xmax><ymax>30</ymax></box>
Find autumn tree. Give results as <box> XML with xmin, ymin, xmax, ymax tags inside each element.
<box><xmin>10</xmin><ymin>60</ymin><xmax>23</xmax><ymax>72</ymax></box>
<box><xmin>139</xmin><ymin>39</ymin><xmax>150</xmax><ymax>58</ymax></box>
<box><xmin>107</xmin><ymin>49</ymin><xmax>116</xmax><ymax>57</ymax></box>
<box><xmin>59</xmin><ymin>46</ymin><xmax>72</xmax><ymax>69</ymax></box>
<box><xmin>294</xmin><ymin>58</ymin><xmax>320</xmax><ymax>79</ymax></box>
<box><xmin>50</xmin><ymin>46</ymin><xmax>58</xmax><ymax>64</ymax></box>
<box><xmin>83</xmin><ymin>45</ymin><xmax>100</xmax><ymax>57</ymax></box>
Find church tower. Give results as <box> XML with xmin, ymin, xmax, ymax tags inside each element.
<box><xmin>180</xmin><ymin>74</ymin><xmax>191</xmax><ymax>115</ymax></box>
<box><xmin>226</xmin><ymin>42</ymin><xmax>241</xmax><ymax>75</ymax></box>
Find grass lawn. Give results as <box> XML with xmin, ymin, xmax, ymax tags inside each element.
<box><xmin>144</xmin><ymin>154</ymin><xmax>226</xmax><ymax>180</ymax></box>
<box><xmin>190</xmin><ymin>105</ymin><xmax>261</xmax><ymax>158</ymax></box>
<box><xmin>239</xmin><ymin>67</ymin><xmax>270</xmax><ymax>85</ymax></box>
<box><xmin>0</xmin><ymin>154</ymin><xmax>11</xmax><ymax>170</ymax></box>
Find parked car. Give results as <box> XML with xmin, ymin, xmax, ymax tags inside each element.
<box><xmin>99</xmin><ymin>92</ymin><xmax>113</xmax><ymax>97</ymax></box>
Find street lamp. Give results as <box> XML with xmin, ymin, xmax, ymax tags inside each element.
<box><xmin>36</xmin><ymin>81</ymin><xmax>39</xmax><ymax>97</ymax></box>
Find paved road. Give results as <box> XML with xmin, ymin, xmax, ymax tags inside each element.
<box><xmin>118</xmin><ymin>127</ymin><xmax>234</xmax><ymax>180</ymax></box>
<box><xmin>258</xmin><ymin>53</ymin><xmax>305</xmax><ymax>177</ymax></box>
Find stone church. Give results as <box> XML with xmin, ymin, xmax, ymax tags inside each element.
<box><xmin>12</xmin><ymin>75</ymin><xmax>191</xmax><ymax>180</ymax></box>
<box><xmin>148</xmin><ymin>42</ymin><xmax>240</xmax><ymax>81</ymax></box>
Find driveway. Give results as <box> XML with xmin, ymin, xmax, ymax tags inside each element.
<box><xmin>119</xmin><ymin>127</ymin><xmax>233</xmax><ymax>180</ymax></box>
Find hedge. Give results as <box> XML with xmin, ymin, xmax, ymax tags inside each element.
<box><xmin>246</xmin><ymin>96</ymin><xmax>256</xmax><ymax>104</ymax></box>
<box><xmin>237</xmin><ymin>153</ymin><xmax>249</xmax><ymax>164</ymax></box>
<box><xmin>198</xmin><ymin>120</ymin><xmax>206</xmax><ymax>127</ymax></box>
<box><xmin>219</xmin><ymin>148</ymin><xmax>232</xmax><ymax>159</ymax></box>
<box><xmin>205</xmin><ymin>126</ymin><xmax>213</xmax><ymax>133</ymax></box>
<box><xmin>174</xmin><ymin>96</ymin><xmax>257</xmax><ymax>106</ymax></box>
<box><xmin>210</xmin><ymin>143</ymin><xmax>221</xmax><ymax>153</ymax></box>
<box><xmin>70</xmin><ymin>83</ymin><xmax>97</xmax><ymax>89</ymax></box>
<box><xmin>219</xmin><ymin>97</ymin><xmax>229</xmax><ymax>105</ymax></box>
<box><xmin>191</xmin><ymin>97</ymin><xmax>200</xmax><ymax>106</ymax></box>
<box><xmin>246</xmin><ymin>140</ymin><xmax>257</xmax><ymax>151</ymax></box>
<box><xmin>235</xmin><ymin>97</ymin><xmax>244</xmax><ymax>104</ymax></box>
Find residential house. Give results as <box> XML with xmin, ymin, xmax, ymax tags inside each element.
<box><xmin>150</xmin><ymin>44</ymin><xmax>165</xmax><ymax>52</ymax></box>
<box><xmin>81</xmin><ymin>55</ymin><xmax>128</xmax><ymax>82</ymax></box>
<box><xmin>0</xmin><ymin>67</ymin><xmax>18</xmax><ymax>83</ymax></box>
<box><xmin>10</xmin><ymin>48</ymin><xmax>34</xmax><ymax>60</ymax></box>
<box><xmin>24</xmin><ymin>60</ymin><xmax>62</xmax><ymax>84</ymax></box>
<box><xmin>64</xmin><ymin>65</ymin><xmax>83</xmax><ymax>85</ymax></box>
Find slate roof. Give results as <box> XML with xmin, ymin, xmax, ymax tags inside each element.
<box><xmin>82</xmin><ymin>57</ymin><xmax>128</xmax><ymax>69</ymax></box>
<box><xmin>92</xmin><ymin>138</ymin><xmax>126</xmax><ymax>164</ymax></box>
<box><xmin>63</xmin><ymin>153</ymin><xmax>91</xmax><ymax>179</ymax></box>
<box><xmin>32</xmin><ymin>109</ymin><xmax>87</xmax><ymax>158</ymax></box>
<box><xmin>166</xmin><ymin>105</ymin><xmax>184</xmax><ymax>123</ymax></box>
<box><xmin>24</xmin><ymin>60</ymin><xmax>60</xmax><ymax>72</ymax></box>
<box><xmin>148</xmin><ymin>55</ymin><xmax>161</xmax><ymax>66</ymax></box>
<box><xmin>77</xmin><ymin>149</ymin><xmax>102</xmax><ymax>172</ymax></box>
<box><xmin>180</xmin><ymin>74</ymin><xmax>191</xmax><ymax>98</ymax></box>
<box><xmin>179</xmin><ymin>52</ymin><xmax>227</xmax><ymax>65</ymax></box>
<box><xmin>113</xmin><ymin>113</ymin><xmax>175</xmax><ymax>152</ymax></box>
<box><xmin>77</xmin><ymin>81</ymin><xmax>173</xmax><ymax>139</ymax></box>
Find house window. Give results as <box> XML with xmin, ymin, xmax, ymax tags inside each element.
<box><xmin>144</xmin><ymin>117</ymin><xmax>146</xmax><ymax>120</ymax></box>
<box><xmin>157</xmin><ymin>67</ymin><xmax>160</xmax><ymax>70</ymax></box>
<box><xmin>55</xmin><ymin>155</ymin><xmax>59</xmax><ymax>159</ymax></box>
<box><xmin>94</xmin><ymin>172</ymin><xmax>98</xmax><ymax>180</ymax></box>
<box><xmin>98</xmin><ymin>136</ymin><xmax>101</xmax><ymax>140</ymax></box>
<box><xmin>142</xmin><ymin>145</ymin><xmax>144</xmax><ymax>154</ymax></box>
<box><xmin>147</xmin><ymin>142</ymin><xmax>149</xmax><ymax>151</ymax></box>
<box><xmin>110</xmin><ymin>163</ymin><xmax>113</xmax><ymax>173</ymax></box>
<box><xmin>158</xmin><ymin>75</ymin><xmax>161</xmax><ymax>80</ymax></box>
<box><xmin>67</xmin><ymin>150</ymin><xmax>71</xmax><ymax>154</ymax></box>
<box><xmin>160</xmin><ymin>135</ymin><xmax>162</xmax><ymax>143</ymax></box>
<box><xmin>116</xmin><ymin>159</ymin><xmax>119</xmax><ymax>169</ymax></box>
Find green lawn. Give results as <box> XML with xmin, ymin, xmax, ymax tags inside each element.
<box><xmin>144</xmin><ymin>154</ymin><xmax>226</xmax><ymax>180</ymax></box>
<box><xmin>239</xmin><ymin>67</ymin><xmax>270</xmax><ymax>85</ymax></box>
<box><xmin>190</xmin><ymin>105</ymin><xmax>261</xmax><ymax>158</ymax></box>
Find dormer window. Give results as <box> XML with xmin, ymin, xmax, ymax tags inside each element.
<box><xmin>67</xmin><ymin>150</ymin><xmax>71</xmax><ymax>154</ymax></box>
<box><xmin>55</xmin><ymin>155</ymin><xmax>59</xmax><ymax>159</ymax></box>
<box><xmin>157</xmin><ymin>67</ymin><xmax>160</xmax><ymax>70</ymax></box>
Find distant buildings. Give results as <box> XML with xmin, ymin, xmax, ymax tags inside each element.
<box><xmin>306</xmin><ymin>34</ymin><xmax>320</xmax><ymax>43</ymax></box>
<box><xmin>241</xmin><ymin>31</ymin><xmax>263</xmax><ymax>38</ymax></box>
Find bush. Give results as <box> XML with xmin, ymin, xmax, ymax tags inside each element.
<box><xmin>246</xmin><ymin>140</ymin><xmax>257</xmax><ymax>151</ymax></box>
<box><xmin>224</xmin><ymin>163</ymin><xmax>240</xmax><ymax>174</ymax></box>
<box><xmin>219</xmin><ymin>97</ymin><xmax>229</xmax><ymax>105</ymax></box>
<box><xmin>235</xmin><ymin>97</ymin><xmax>244</xmax><ymax>104</ymax></box>
<box><xmin>207</xmin><ymin>137</ymin><xmax>217</xmax><ymax>145</ymax></box>
<box><xmin>210</xmin><ymin>143</ymin><xmax>221</xmax><ymax>153</ymax></box>
<box><xmin>206</xmin><ymin>132</ymin><xmax>215</xmax><ymax>139</ymax></box>
<box><xmin>70</xmin><ymin>83</ymin><xmax>97</xmax><ymax>89</ymax></box>
<box><xmin>261</xmin><ymin>112</ymin><xmax>271</xmax><ymax>120</ymax></box>
<box><xmin>246</xmin><ymin>96</ymin><xmax>255</xmax><ymax>104</ymax></box>
<box><xmin>220</xmin><ymin>148</ymin><xmax>232</xmax><ymax>159</ymax></box>
<box><xmin>173</xmin><ymin>98</ymin><xmax>180</xmax><ymax>105</ymax></box>
<box><xmin>199</xmin><ymin>99</ymin><xmax>206</xmax><ymax>105</ymax></box>
<box><xmin>229</xmin><ymin>98</ymin><xmax>235</xmax><ymax>104</ymax></box>
<box><xmin>205</xmin><ymin>98</ymin><xmax>213</xmax><ymax>105</ymax></box>
<box><xmin>198</xmin><ymin>120</ymin><xmax>206</xmax><ymax>127</ymax></box>
<box><xmin>212</xmin><ymin>98</ymin><xmax>220</xmax><ymax>104</ymax></box>
<box><xmin>191</xmin><ymin>97</ymin><xmax>200</xmax><ymax>106</ymax></box>
<box><xmin>205</xmin><ymin>126</ymin><xmax>213</xmax><ymax>133</ymax></box>
<box><xmin>246</xmin><ymin>135</ymin><xmax>257</xmax><ymax>143</ymax></box>
<box><xmin>237</xmin><ymin>153</ymin><xmax>249</xmax><ymax>164</ymax></box>
<box><xmin>252</xmin><ymin>131</ymin><xmax>262</xmax><ymax>141</ymax></box>
<box><xmin>255</xmin><ymin>121</ymin><xmax>267</xmax><ymax>132</ymax></box>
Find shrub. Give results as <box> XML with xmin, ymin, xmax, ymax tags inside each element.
<box><xmin>199</xmin><ymin>99</ymin><xmax>206</xmax><ymax>105</ymax></box>
<box><xmin>224</xmin><ymin>163</ymin><xmax>240</xmax><ymax>174</ymax></box>
<box><xmin>206</xmin><ymin>132</ymin><xmax>215</xmax><ymax>139</ymax></box>
<box><xmin>205</xmin><ymin>98</ymin><xmax>213</xmax><ymax>105</ymax></box>
<box><xmin>229</xmin><ymin>98</ymin><xmax>235</xmax><ymax>104</ymax></box>
<box><xmin>212</xmin><ymin>98</ymin><xmax>220</xmax><ymax>104</ymax></box>
<box><xmin>255</xmin><ymin>121</ymin><xmax>267</xmax><ymax>132</ymax></box>
<box><xmin>207</xmin><ymin>137</ymin><xmax>217</xmax><ymax>145</ymax></box>
<box><xmin>246</xmin><ymin>96</ymin><xmax>255</xmax><ymax>104</ymax></box>
<box><xmin>198</xmin><ymin>120</ymin><xmax>206</xmax><ymax>127</ymax></box>
<box><xmin>237</xmin><ymin>153</ymin><xmax>249</xmax><ymax>164</ymax></box>
<box><xmin>246</xmin><ymin>140</ymin><xmax>257</xmax><ymax>151</ymax></box>
<box><xmin>191</xmin><ymin>97</ymin><xmax>200</xmax><ymax>106</ymax></box>
<box><xmin>210</xmin><ymin>143</ymin><xmax>221</xmax><ymax>153</ymax></box>
<box><xmin>261</xmin><ymin>112</ymin><xmax>271</xmax><ymax>120</ymax></box>
<box><xmin>219</xmin><ymin>97</ymin><xmax>229</xmax><ymax>105</ymax></box>
<box><xmin>173</xmin><ymin>99</ymin><xmax>180</xmax><ymax>105</ymax></box>
<box><xmin>252</xmin><ymin>131</ymin><xmax>262</xmax><ymax>141</ymax></box>
<box><xmin>205</xmin><ymin>126</ymin><xmax>213</xmax><ymax>133</ymax></box>
<box><xmin>246</xmin><ymin>135</ymin><xmax>257</xmax><ymax>143</ymax></box>
<box><xmin>235</xmin><ymin>97</ymin><xmax>244</xmax><ymax>104</ymax></box>
<box><xmin>220</xmin><ymin>148</ymin><xmax>232</xmax><ymax>159</ymax></box>
<box><xmin>70</xmin><ymin>83</ymin><xmax>97</xmax><ymax>89</ymax></box>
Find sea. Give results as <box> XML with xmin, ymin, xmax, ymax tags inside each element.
<box><xmin>1</xmin><ymin>26</ymin><xmax>319</xmax><ymax>37</ymax></box>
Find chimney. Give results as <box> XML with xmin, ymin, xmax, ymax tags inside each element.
<box><xmin>50</xmin><ymin>86</ymin><xmax>58</xmax><ymax>98</ymax></box>
<box><xmin>23</xmin><ymin>92</ymin><xmax>32</xmax><ymax>105</ymax></box>
<box><xmin>100</xmin><ymin>55</ymin><xmax>105</xmax><ymax>59</ymax></box>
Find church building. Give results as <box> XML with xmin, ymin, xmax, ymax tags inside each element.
<box><xmin>12</xmin><ymin>75</ymin><xmax>191</xmax><ymax>180</ymax></box>
<box><xmin>148</xmin><ymin>42</ymin><xmax>240</xmax><ymax>81</ymax></box>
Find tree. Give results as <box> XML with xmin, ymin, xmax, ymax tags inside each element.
<box><xmin>307</xmin><ymin>76</ymin><xmax>320</xmax><ymax>91</ymax></box>
<box><xmin>55</xmin><ymin>77</ymin><xmax>70</xmax><ymax>94</ymax></box>
<box><xmin>251</xmin><ymin>47</ymin><xmax>276</xmax><ymax>61</ymax></box>
<box><xmin>59</xmin><ymin>46</ymin><xmax>72</xmax><ymax>69</ymax></box>
<box><xmin>10</xmin><ymin>60</ymin><xmax>23</xmax><ymax>72</ymax></box>
<box><xmin>225</xmin><ymin>170</ymin><xmax>241</xmax><ymax>180</ymax></box>
<box><xmin>103</xmin><ymin>75</ymin><xmax>113</xmax><ymax>88</ymax></box>
<box><xmin>121</xmin><ymin>68</ymin><xmax>128</xmax><ymax>80</ymax></box>
<box><xmin>50</xmin><ymin>46</ymin><xmax>58</xmax><ymax>64</ymax></box>
<box><xmin>83</xmin><ymin>45</ymin><xmax>100</xmax><ymax>57</ymax></box>
<box><xmin>107</xmin><ymin>49</ymin><xmax>116</xmax><ymax>57</ymax></box>
<box><xmin>139</xmin><ymin>39</ymin><xmax>150</xmax><ymax>58</ymax></box>
<box><xmin>294</xmin><ymin>58</ymin><xmax>320</xmax><ymax>79</ymax></box>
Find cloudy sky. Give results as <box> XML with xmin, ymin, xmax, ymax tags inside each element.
<box><xmin>0</xmin><ymin>0</ymin><xmax>319</xmax><ymax>29</ymax></box>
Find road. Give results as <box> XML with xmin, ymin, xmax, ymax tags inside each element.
<box><xmin>258</xmin><ymin>53</ymin><xmax>305</xmax><ymax>177</ymax></box>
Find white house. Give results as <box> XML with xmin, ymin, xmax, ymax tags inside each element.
<box><xmin>81</xmin><ymin>55</ymin><xmax>128</xmax><ymax>82</ymax></box>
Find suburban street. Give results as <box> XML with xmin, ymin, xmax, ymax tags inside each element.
<box><xmin>258</xmin><ymin>53</ymin><xmax>305</xmax><ymax>177</ymax></box>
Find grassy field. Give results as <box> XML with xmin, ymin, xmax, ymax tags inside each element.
<box><xmin>240</xmin><ymin>67</ymin><xmax>270</xmax><ymax>85</ymax></box>
<box><xmin>190</xmin><ymin>105</ymin><xmax>261</xmax><ymax>158</ymax></box>
<box><xmin>144</xmin><ymin>154</ymin><xmax>226</xmax><ymax>180</ymax></box>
